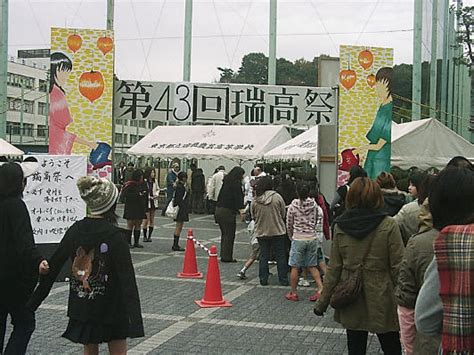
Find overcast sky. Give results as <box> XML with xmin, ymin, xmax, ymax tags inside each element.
<box><xmin>8</xmin><ymin>0</ymin><xmax>474</xmax><ymax>82</ymax></box>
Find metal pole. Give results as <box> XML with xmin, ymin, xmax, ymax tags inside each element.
<box><xmin>412</xmin><ymin>0</ymin><xmax>423</xmax><ymax>120</ymax></box>
<box><xmin>45</xmin><ymin>70</ymin><xmax>49</xmax><ymax>145</ymax></box>
<box><xmin>107</xmin><ymin>0</ymin><xmax>116</xmax><ymax>175</ymax></box>
<box><xmin>0</xmin><ymin>0</ymin><xmax>8</xmax><ymax>139</ymax></box>
<box><xmin>429</xmin><ymin>0</ymin><xmax>438</xmax><ymax>119</ymax></box>
<box><xmin>447</xmin><ymin>10</ymin><xmax>455</xmax><ymax>130</ymax></box>
<box><xmin>183</xmin><ymin>0</ymin><xmax>193</xmax><ymax>82</ymax></box>
<box><xmin>268</xmin><ymin>0</ymin><xmax>277</xmax><ymax>85</ymax></box>
<box><xmin>20</xmin><ymin>82</ymin><xmax>23</xmax><ymax>144</ymax></box>
<box><xmin>440</xmin><ymin>0</ymin><xmax>450</xmax><ymax>125</ymax></box>
<box><xmin>107</xmin><ymin>0</ymin><xmax>114</xmax><ymax>31</ymax></box>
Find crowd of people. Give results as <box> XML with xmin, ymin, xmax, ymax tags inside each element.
<box><xmin>1</xmin><ymin>155</ymin><xmax>473</xmax><ymax>355</ymax></box>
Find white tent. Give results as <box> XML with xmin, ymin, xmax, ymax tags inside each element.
<box><xmin>127</xmin><ymin>125</ymin><xmax>292</xmax><ymax>161</ymax></box>
<box><xmin>0</xmin><ymin>138</ymin><xmax>23</xmax><ymax>156</ymax></box>
<box><xmin>262</xmin><ymin>118</ymin><xmax>474</xmax><ymax>170</ymax></box>
<box><xmin>264</xmin><ymin>126</ymin><xmax>318</xmax><ymax>163</ymax></box>
<box><xmin>391</xmin><ymin>118</ymin><xmax>474</xmax><ymax>169</ymax></box>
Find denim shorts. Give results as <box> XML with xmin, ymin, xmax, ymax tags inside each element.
<box><xmin>288</xmin><ymin>239</ymin><xmax>322</xmax><ymax>267</ymax></box>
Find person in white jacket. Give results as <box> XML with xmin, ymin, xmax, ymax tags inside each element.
<box><xmin>207</xmin><ymin>166</ymin><xmax>225</xmax><ymax>221</ymax></box>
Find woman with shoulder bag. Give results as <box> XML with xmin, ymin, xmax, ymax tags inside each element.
<box><xmin>314</xmin><ymin>177</ymin><xmax>404</xmax><ymax>355</ymax></box>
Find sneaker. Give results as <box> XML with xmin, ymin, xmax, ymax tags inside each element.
<box><xmin>172</xmin><ymin>245</ymin><xmax>185</xmax><ymax>251</ymax></box>
<box><xmin>285</xmin><ymin>292</ymin><xmax>299</xmax><ymax>302</ymax></box>
<box><xmin>260</xmin><ymin>279</ymin><xmax>268</xmax><ymax>286</ymax></box>
<box><xmin>298</xmin><ymin>278</ymin><xmax>310</xmax><ymax>287</ymax></box>
<box><xmin>143</xmin><ymin>237</ymin><xmax>152</xmax><ymax>243</ymax></box>
<box><xmin>133</xmin><ymin>244</ymin><xmax>144</xmax><ymax>249</ymax></box>
<box><xmin>237</xmin><ymin>271</ymin><xmax>247</xmax><ymax>280</ymax></box>
<box><xmin>309</xmin><ymin>292</ymin><xmax>321</xmax><ymax>302</ymax></box>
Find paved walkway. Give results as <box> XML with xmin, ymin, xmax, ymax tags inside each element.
<box><xmin>14</xmin><ymin>208</ymin><xmax>385</xmax><ymax>354</ymax></box>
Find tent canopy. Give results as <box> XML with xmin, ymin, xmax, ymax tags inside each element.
<box><xmin>0</xmin><ymin>138</ymin><xmax>23</xmax><ymax>157</ymax></box>
<box><xmin>391</xmin><ymin>118</ymin><xmax>474</xmax><ymax>169</ymax></box>
<box><xmin>127</xmin><ymin>125</ymin><xmax>292</xmax><ymax>161</ymax></box>
<box><xmin>264</xmin><ymin>126</ymin><xmax>318</xmax><ymax>163</ymax></box>
<box><xmin>262</xmin><ymin>118</ymin><xmax>474</xmax><ymax>170</ymax></box>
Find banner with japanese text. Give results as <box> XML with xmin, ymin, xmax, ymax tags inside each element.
<box><xmin>23</xmin><ymin>155</ymin><xmax>87</xmax><ymax>244</ymax></box>
<box><xmin>114</xmin><ymin>81</ymin><xmax>337</xmax><ymax>126</ymax></box>
<box><xmin>338</xmin><ymin>45</ymin><xmax>393</xmax><ymax>183</ymax></box>
<box><xmin>49</xmin><ymin>28</ymin><xmax>114</xmax><ymax>179</ymax></box>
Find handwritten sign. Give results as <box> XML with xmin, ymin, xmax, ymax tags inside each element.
<box><xmin>23</xmin><ymin>155</ymin><xmax>87</xmax><ymax>244</ymax></box>
<box><xmin>115</xmin><ymin>80</ymin><xmax>337</xmax><ymax>126</ymax></box>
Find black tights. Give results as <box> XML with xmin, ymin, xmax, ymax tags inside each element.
<box><xmin>346</xmin><ymin>329</ymin><xmax>401</xmax><ymax>355</ymax></box>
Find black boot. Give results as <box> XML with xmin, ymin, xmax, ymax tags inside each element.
<box><xmin>147</xmin><ymin>227</ymin><xmax>154</xmax><ymax>242</ymax></box>
<box><xmin>143</xmin><ymin>228</ymin><xmax>150</xmax><ymax>242</ymax></box>
<box><xmin>172</xmin><ymin>235</ymin><xmax>184</xmax><ymax>251</ymax></box>
<box><xmin>133</xmin><ymin>230</ymin><xmax>143</xmax><ymax>248</ymax></box>
<box><xmin>126</xmin><ymin>229</ymin><xmax>133</xmax><ymax>248</ymax></box>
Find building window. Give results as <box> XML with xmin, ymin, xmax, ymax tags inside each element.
<box><xmin>39</xmin><ymin>79</ymin><xmax>48</xmax><ymax>93</ymax></box>
<box><xmin>23</xmin><ymin>123</ymin><xmax>34</xmax><ymax>136</ymax></box>
<box><xmin>38</xmin><ymin>102</ymin><xmax>48</xmax><ymax>116</ymax></box>
<box><xmin>129</xmin><ymin>135</ymin><xmax>137</xmax><ymax>144</ymax></box>
<box><xmin>8</xmin><ymin>98</ymin><xmax>34</xmax><ymax>113</ymax></box>
<box><xmin>115</xmin><ymin>133</ymin><xmax>128</xmax><ymax>144</ymax></box>
<box><xmin>149</xmin><ymin>120</ymin><xmax>161</xmax><ymax>129</ymax></box>
<box><xmin>37</xmin><ymin>125</ymin><xmax>47</xmax><ymax>137</ymax></box>
<box><xmin>138</xmin><ymin>120</ymin><xmax>146</xmax><ymax>128</ymax></box>
<box><xmin>6</xmin><ymin>122</ymin><xmax>21</xmax><ymax>135</ymax></box>
<box><xmin>130</xmin><ymin>120</ymin><xmax>137</xmax><ymax>127</ymax></box>
<box><xmin>116</xmin><ymin>118</ymin><xmax>128</xmax><ymax>126</ymax></box>
<box><xmin>7</xmin><ymin>73</ymin><xmax>35</xmax><ymax>89</ymax></box>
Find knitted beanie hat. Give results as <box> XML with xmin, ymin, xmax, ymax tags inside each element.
<box><xmin>76</xmin><ymin>176</ymin><xmax>118</xmax><ymax>215</ymax></box>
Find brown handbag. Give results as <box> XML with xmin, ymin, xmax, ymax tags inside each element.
<box><xmin>329</xmin><ymin>233</ymin><xmax>376</xmax><ymax>309</ymax></box>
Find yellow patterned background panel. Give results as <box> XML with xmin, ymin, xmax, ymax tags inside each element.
<box><xmin>338</xmin><ymin>45</ymin><xmax>393</xmax><ymax>165</ymax></box>
<box><xmin>50</xmin><ymin>27</ymin><xmax>114</xmax><ymax>155</ymax></box>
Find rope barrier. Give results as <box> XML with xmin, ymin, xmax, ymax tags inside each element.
<box><xmin>187</xmin><ymin>235</ymin><xmax>210</xmax><ymax>255</ymax></box>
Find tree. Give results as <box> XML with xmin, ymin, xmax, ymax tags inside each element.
<box><xmin>217</xmin><ymin>52</ymin><xmax>318</xmax><ymax>86</ymax></box>
<box><xmin>456</xmin><ymin>5</ymin><xmax>474</xmax><ymax>70</ymax></box>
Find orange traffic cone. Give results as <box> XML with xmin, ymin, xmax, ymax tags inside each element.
<box><xmin>195</xmin><ymin>245</ymin><xmax>232</xmax><ymax>308</ymax></box>
<box><xmin>177</xmin><ymin>229</ymin><xmax>203</xmax><ymax>279</ymax></box>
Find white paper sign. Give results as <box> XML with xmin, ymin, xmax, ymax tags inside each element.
<box><xmin>23</xmin><ymin>155</ymin><xmax>87</xmax><ymax>244</ymax></box>
<box><xmin>115</xmin><ymin>80</ymin><xmax>337</xmax><ymax>126</ymax></box>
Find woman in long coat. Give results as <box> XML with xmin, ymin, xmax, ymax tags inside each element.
<box><xmin>314</xmin><ymin>177</ymin><xmax>404</xmax><ymax>355</ymax></box>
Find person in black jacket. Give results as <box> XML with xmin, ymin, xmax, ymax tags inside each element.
<box><xmin>191</xmin><ymin>168</ymin><xmax>206</xmax><ymax>214</ymax></box>
<box><xmin>376</xmin><ymin>171</ymin><xmax>408</xmax><ymax>216</ymax></box>
<box><xmin>172</xmin><ymin>172</ymin><xmax>189</xmax><ymax>251</ymax></box>
<box><xmin>215</xmin><ymin>167</ymin><xmax>245</xmax><ymax>262</ymax></box>
<box><xmin>121</xmin><ymin>169</ymin><xmax>147</xmax><ymax>248</ymax></box>
<box><xmin>27</xmin><ymin>176</ymin><xmax>144</xmax><ymax>354</ymax></box>
<box><xmin>0</xmin><ymin>162</ymin><xmax>48</xmax><ymax>355</ymax></box>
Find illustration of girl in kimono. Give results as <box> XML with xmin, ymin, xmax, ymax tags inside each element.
<box><xmin>48</xmin><ymin>52</ymin><xmax>96</xmax><ymax>155</ymax></box>
<box><xmin>362</xmin><ymin>67</ymin><xmax>393</xmax><ymax>179</ymax></box>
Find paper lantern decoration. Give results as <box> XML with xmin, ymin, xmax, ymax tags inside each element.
<box><xmin>358</xmin><ymin>49</ymin><xmax>373</xmax><ymax>70</ymax></box>
<box><xmin>340</xmin><ymin>69</ymin><xmax>357</xmax><ymax>90</ymax></box>
<box><xmin>67</xmin><ymin>34</ymin><xmax>82</xmax><ymax>53</ymax></box>
<box><xmin>367</xmin><ymin>74</ymin><xmax>376</xmax><ymax>88</ymax></box>
<box><xmin>79</xmin><ymin>71</ymin><xmax>105</xmax><ymax>103</ymax></box>
<box><xmin>97</xmin><ymin>36</ymin><xmax>114</xmax><ymax>55</ymax></box>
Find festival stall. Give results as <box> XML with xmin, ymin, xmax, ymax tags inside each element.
<box><xmin>127</xmin><ymin>125</ymin><xmax>292</xmax><ymax>161</ymax></box>
<box><xmin>0</xmin><ymin>138</ymin><xmax>24</xmax><ymax>156</ymax></box>
<box><xmin>263</xmin><ymin>126</ymin><xmax>318</xmax><ymax>163</ymax></box>
<box><xmin>391</xmin><ymin>118</ymin><xmax>474</xmax><ymax>169</ymax></box>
